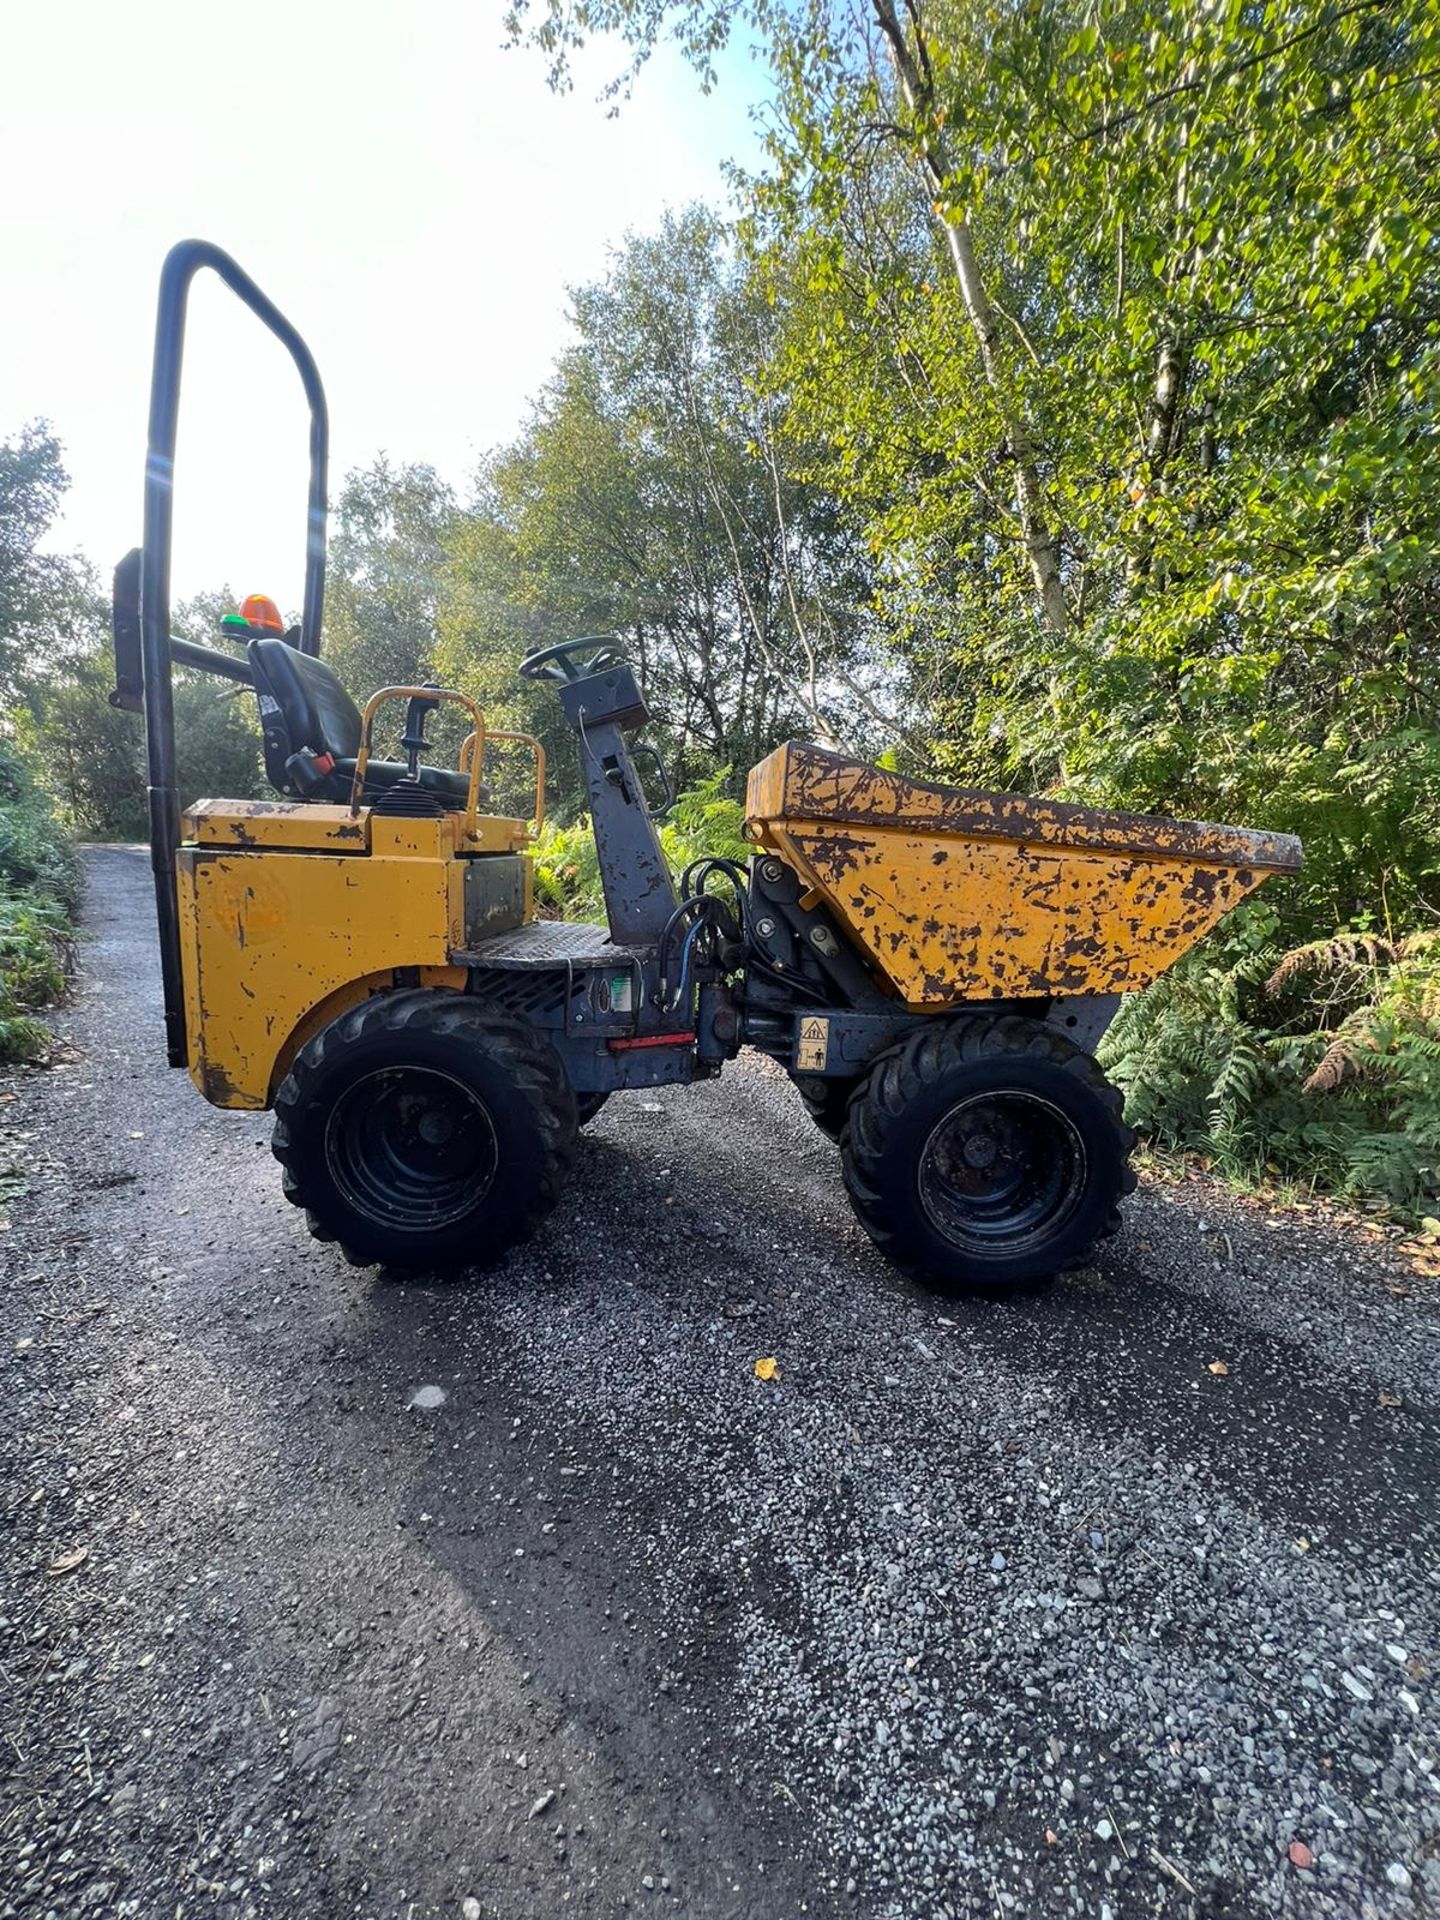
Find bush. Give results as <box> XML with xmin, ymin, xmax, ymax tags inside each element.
<box><xmin>1100</xmin><ymin>902</ymin><xmax>1440</xmax><ymax>1219</ymax></box>
<box><xmin>16</xmin><ymin>647</ymin><xmax>265</xmax><ymax>841</ymax></box>
<box><xmin>534</xmin><ymin>768</ymin><xmax>749</xmax><ymax>917</ymax></box>
<box><xmin>0</xmin><ymin>751</ymin><xmax>76</xmax><ymax>1061</ymax></box>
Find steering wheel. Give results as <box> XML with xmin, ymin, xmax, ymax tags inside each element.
<box><xmin>518</xmin><ymin>636</ymin><xmax>626</xmax><ymax>684</ymax></box>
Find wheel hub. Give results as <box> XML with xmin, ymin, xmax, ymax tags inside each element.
<box><xmin>418</xmin><ymin>1109</ymin><xmax>455</xmax><ymax>1147</ymax></box>
<box><xmin>324</xmin><ymin>1066</ymin><xmax>498</xmax><ymax>1233</ymax></box>
<box><xmin>918</xmin><ymin>1091</ymin><xmax>1087</xmax><ymax>1253</ymax></box>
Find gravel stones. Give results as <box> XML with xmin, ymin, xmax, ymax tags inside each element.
<box><xmin>3</xmin><ymin>848</ymin><xmax>1437</xmax><ymax>1920</ymax></box>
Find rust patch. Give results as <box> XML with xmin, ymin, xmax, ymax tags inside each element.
<box><xmin>199</xmin><ymin>1059</ymin><xmax>242</xmax><ymax>1104</ymax></box>
<box><xmin>750</xmin><ymin>741</ymin><xmax>1303</xmax><ymax>873</ymax></box>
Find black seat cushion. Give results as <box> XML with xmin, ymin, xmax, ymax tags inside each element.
<box><xmin>247</xmin><ymin>638</ymin><xmax>480</xmax><ymax>809</ymax></box>
<box><xmin>333</xmin><ymin>758</ymin><xmax>472</xmax><ymax>806</ymax></box>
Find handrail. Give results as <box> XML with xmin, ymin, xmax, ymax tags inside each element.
<box><xmin>459</xmin><ymin>728</ymin><xmax>547</xmax><ymax>835</ymax></box>
<box><xmin>350</xmin><ymin>688</ymin><xmax>490</xmax><ymax>835</ymax></box>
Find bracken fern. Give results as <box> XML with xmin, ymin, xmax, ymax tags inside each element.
<box><xmin>1101</xmin><ymin>907</ymin><xmax>1440</xmax><ymax>1218</ymax></box>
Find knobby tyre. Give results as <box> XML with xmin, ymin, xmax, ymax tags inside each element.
<box><xmin>841</xmin><ymin>1013</ymin><xmax>1136</xmax><ymax>1290</ymax></box>
<box><xmin>271</xmin><ymin>988</ymin><xmax>577</xmax><ymax>1270</ymax></box>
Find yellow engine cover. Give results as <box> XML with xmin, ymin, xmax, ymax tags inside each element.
<box><xmin>176</xmin><ymin>800</ymin><xmax>532</xmax><ymax>1108</ymax></box>
<box><xmin>744</xmin><ymin>743</ymin><xmax>1301</xmax><ymax>1008</ymax></box>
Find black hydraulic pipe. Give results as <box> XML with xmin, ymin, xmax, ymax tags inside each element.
<box><xmin>140</xmin><ymin>238</ymin><xmax>329</xmax><ymax>1067</ymax></box>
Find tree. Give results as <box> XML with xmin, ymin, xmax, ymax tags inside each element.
<box><xmin>13</xmin><ymin>586</ymin><xmax>266</xmax><ymax>838</ymax></box>
<box><xmin>437</xmin><ymin>209</ymin><xmax>895</xmax><ymax>811</ymax></box>
<box><xmin>324</xmin><ymin>459</ymin><xmax>457</xmax><ymax>696</ymax></box>
<box><xmin>509</xmin><ymin>0</ymin><xmax>1440</xmax><ymax>929</ymax></box>
<box><xmin>0</xmin><ymin>422</ymin><xmax>101</xmax><ymax>693</ymax></box>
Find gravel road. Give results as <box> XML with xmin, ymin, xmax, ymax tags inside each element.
<box><xmin>3</xmin><ymin>845</ymin><xmax>1439</xmax><ymax>1920</ymax></box>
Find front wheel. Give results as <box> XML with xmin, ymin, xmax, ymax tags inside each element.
<box><xmin>842</xmin><ymin>1015</ymin><xmax>1135</xmax><ymax>1289</ymax></box>
<box><xmin>272</xmin><ymin>990</ymin><xmax>577</xmax><ymax>1270</ymax></box>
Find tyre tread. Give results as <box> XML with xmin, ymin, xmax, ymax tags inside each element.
<box><xmin>271</xmin><ymin>989</ymin><xmax>576</xmax><ymax>1269</ymax></box>
<box><xmin>841</xmin><ymin>1013</ymin><xmax>1135</xmax><ymax>1287</ymax></box>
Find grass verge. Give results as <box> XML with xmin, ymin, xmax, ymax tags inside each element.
<box><xmin>0</xmin><ymin>752</ymin><xmax>78</xmax><ymax>1063</ymax></box>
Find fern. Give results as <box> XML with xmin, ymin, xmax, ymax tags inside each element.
<box><xmin>1102</xmin><ymin>910</ymin><xmax>1440</xmax><ymax>1218</ymax></box>
<box><xmin>534</xmin><ymin>769</ymin><xmax>748</xmax><ymax>919</ymax></box>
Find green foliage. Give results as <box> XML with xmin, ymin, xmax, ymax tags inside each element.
<box><xmin>436</xmin><ymin>209</ymin><xmax>899</xmax><ymax>811</ymax></box>
<box><xmin>324</xmin><ymin>460</ymin><xmax>458</xmax><ymax>699</ymax></box>
<box><xmin>1101</xmin><ymin>906</ymin><xmax>1440</xmax><ymax>1218</ymax></box>
<box><xmin>534</xmin><ymin>768</ymin><xmax>748</xmax><ymax>916</ymax></box>
<box><xmin>509</xmin><ymin>0</ymin><xmax>1440</xmax><ymax>1213</ymax></box>
<box><xmin>0</xmin><ymin>422</ymin><xmax>98</xmax><ymax>694</ymax></box>
<box><xmin>0</xmin><ymin>749</ymin><xmax>79</xmax><ymax>907</ymax></box>
<box><xmin>14</xmin><ymin>635</ymin><xmax>264</xmax><ymax>841</ymax></box>
<box><xmin>0</xmin><ymin>750</ymin><xmax>76</xmax><ymax>1062</ymax></box>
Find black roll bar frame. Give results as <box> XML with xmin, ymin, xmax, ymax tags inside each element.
<box><xmin>121</xmin><ymin>239</ymin><xmax>329</xmax><ymax>1068</ymax></box>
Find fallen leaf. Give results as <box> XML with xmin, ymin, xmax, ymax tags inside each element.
<box><xmin>1379</xmin><ymin>1389</ymin><xmax>1402</xmax><ymax>1408</ymax></box>
<box><xmin>1288</xmin><ymin>1841</ymin><xmax>1314</xmax><ymax>1869</ymax></box>
<box><xmin>47</xmin><ymin>1546</ymin><xmax>89</xmax><ymax>1576</ymax></box>
<box><xmin>15</xmin><ymin>1336</ymin><xmax>34</xmax><ymax>1352</ymax></box>
<box><xmin>1045</xmin><ymin>1829</ymin><xmax>1058</xmax><ymax>1845</ymax></box>
<box><xmin>1207</xmin><ymin>1360</ymin><xmax>1230</xmax><ymax>1376</ymax></box>
<box><xmin>1294</xmin><ymin>1537</ymin><xmax>1311</xmax><ymax>1553</ymax></box>
<box><xmin>1421</xmin><ymin>1216</ymin><xmax>1440</xmax><ymax>1239</ymax></box>
<box><xmin>754</xmin><ymin>1356</ymin><xmax>779</xmax><ymax>1383</ymax></box>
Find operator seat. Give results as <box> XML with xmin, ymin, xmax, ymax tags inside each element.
<box><xmin>248</xmin><ymin>637</ymin><xmax>479</xmax><ymax>809</ymax></box>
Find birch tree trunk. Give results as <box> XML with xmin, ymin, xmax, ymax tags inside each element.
<box><xmin>870</xmin><ymin>0</ymin><xmax>1067</xmax><ymax>637</ymax></box>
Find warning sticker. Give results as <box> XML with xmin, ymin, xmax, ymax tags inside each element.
<box><xmin>796</xmin><ymin>1016</ymin><xmax>829</xmax><ymax>1073</ymax></box>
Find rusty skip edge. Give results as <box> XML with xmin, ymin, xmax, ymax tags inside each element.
<box><xmin>747</xmin><ymin>743</ymin><xmax>1303</xmax><ymax>875</ymax></box>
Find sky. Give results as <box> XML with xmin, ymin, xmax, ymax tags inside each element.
<box><xmin>3</xmin><ymin>0</ymin><xmax>768</xmax><ymax>612</ymax></box>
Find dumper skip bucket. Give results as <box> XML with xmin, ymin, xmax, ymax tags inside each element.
<box><xmin>744</xmin><ymin>743</ymin><xmax>1302</xmax><ymax>1009</ymax></box>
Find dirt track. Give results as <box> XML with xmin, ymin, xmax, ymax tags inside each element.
<box><xmin>3</xmin><ymin>845</ymin><xmax>1439</xmax><ymax>1920</ymax></box>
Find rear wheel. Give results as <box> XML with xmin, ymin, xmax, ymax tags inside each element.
<box><xmin>841</xmin><ymin>1015</ymin><xmax>1134</xmax><ymax>1289</ymax></box>
<box><xmin>272</xmin><ymin>989</ymin><xmax>577</xmax><ymax>1270</ymax></box>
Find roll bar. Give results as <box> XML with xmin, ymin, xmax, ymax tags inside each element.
<box><xmin>117</xmin><ymin>239</ymin><xmax>330</xmax><ymax>1069</ymax></box>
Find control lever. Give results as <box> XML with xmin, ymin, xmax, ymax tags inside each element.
<box><xmin>400</xmin><ymin>686</ymin><xmax>441</xmax><ymax>779</ymax></box>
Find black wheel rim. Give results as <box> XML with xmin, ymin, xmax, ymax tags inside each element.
<box><xmin>917</xmin><ymin>1091</ymin><xmax>1087</xmax><ymax>1253</ymax></box>
<box><xmin>324</xmin><ymin>1067</ymin><xmax>498</xmax><ymax>1233</ymax></box>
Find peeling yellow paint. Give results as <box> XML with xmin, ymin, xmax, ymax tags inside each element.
<box><xmin>176</xmin><ymin>799</ymin><xmax>530</xmax><ymax>1109</ymax></box>
<box><xmin>746</xmin><ymin>742</ymin><xmax>1302</xmax><ymax>1008</ymax></box>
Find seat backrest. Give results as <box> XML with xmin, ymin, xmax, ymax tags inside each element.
<box><xmin>248</xmin><ymin>637</ymin><xmax>364</xmax><ymax>784</ymax></box>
